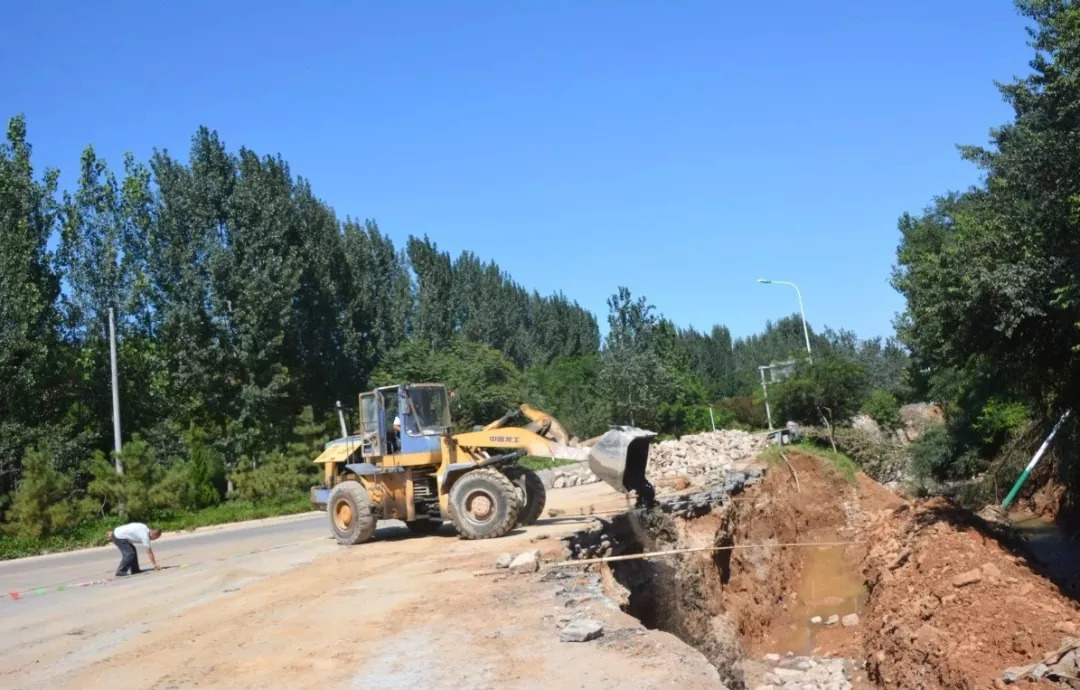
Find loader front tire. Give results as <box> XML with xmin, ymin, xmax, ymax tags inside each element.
<box><xmin>503</xmin><ymin>466</ymin><xmax>547</xmax><ymax>526</ymax></box>
<box><xmin>328</xmin><ymin>480</ymin><xmax>377</xmax><ymax>545</ymax></box>
<box><xmin>448</xmin><ymin>468</ymin><xmax>521</xmax><ymax>540</ymax></box>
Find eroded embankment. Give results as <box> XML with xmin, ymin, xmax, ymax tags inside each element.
<box><xmin>566</xmin><ymin>449</ymin><xmax>1080</xmax><ymax>689</ymax></box>
<box><xmin>566</xmin><ymin>453</ymin><xmax>878</xmax><ymax>689</ymax></box>
<box><xmin>860</xmin><ymin>498</ymin><xmax>1080</xmax><ymax>688</ymax></box>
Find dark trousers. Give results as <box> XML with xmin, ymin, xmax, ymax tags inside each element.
<box><xmin>112</xmin><ymin>535</ymin><xmax>140</xmax><ymax>575</ymax></box>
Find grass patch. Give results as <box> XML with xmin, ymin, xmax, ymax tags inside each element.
<box><xmin>763</xmin><ymin>440</ymin><xmax>860</xmax><ymax>485</ymax></box>
<box><xmin>518</xmin><ymin>456</ymin><xmax>580</xmax><ymax>471</ymax></box>
<box><xmin>0</xmin><ymin>495</ymin><xmax>313</xmax><ymax>561</ymax></box>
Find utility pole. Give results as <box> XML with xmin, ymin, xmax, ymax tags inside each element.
<box><xmin>109</xmin><ymin>308</ymin><xmax>123</xmax><ymax>474</ymax></box>
<box><xmin>758</xmin><ymin>365</ymin><xmax>774</xmax><ymax>431</ymax></box>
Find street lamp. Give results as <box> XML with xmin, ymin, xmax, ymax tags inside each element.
<box><xmin>757</xmin><ymin>278</ymin><xmax>812</xmax><ymax>361</ymax></box>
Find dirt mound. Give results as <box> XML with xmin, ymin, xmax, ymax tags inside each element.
<box><xmin>860</xmin><ymin>498</ymin><xmax>1080</xmax><ymax>688</ymax></box>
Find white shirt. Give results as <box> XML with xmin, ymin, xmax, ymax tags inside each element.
<box><xmin>113</xmin><ymin>523</ymin><xmax>152</xmax><ymax>548</ymax></box>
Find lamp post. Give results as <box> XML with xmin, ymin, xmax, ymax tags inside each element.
<box><xmin>757</xmin><ymin>278</ymin><xmax>812</xmax><ymax>361</ymax></box>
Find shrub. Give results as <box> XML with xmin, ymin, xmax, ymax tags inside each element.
<box><xmin>864</xmin><ymin>389</ymin><xmax>902</xmax><ymax>434</ymax></box>
<box><xmin>157</xmin><ymin>431</ymin><xmax>226</xmax><ymax>511</ymax></box>
<box><xmin>802</xmin><ymin>426</ymin><xmax>908</xmax><ymax>484</ymax></box>
<box><xmin>715</xmin><ymin>395</ymin><xmax>769</xmax><ymax>429</ymax></box>
<box><xmin>230</xmin><ymin>451</ymin><xmax>318</xmax><ymax>504</ymax></box>
<box><xmin>84</xmin><ymin>435</ymin><xmax>167</xmax><ymax>520</ymax></box>
<box><xmin>4</xmin><ymin>443</ymin><xmax>78</xmax><ymax>538</ymax></box>
<box><xmin>230</xmin><ymin>407</ymin><xmax>324</xmax><ymax>503</ymax></box>
<box><xmin>908</xmin><ymin>425</ymin><xmax>954</xmax><ymax>481</ymax></box>
<box><xmin>974</xmin><ymin>397</ymin><xmax>1031</xmax><ymax>448</ymax></box>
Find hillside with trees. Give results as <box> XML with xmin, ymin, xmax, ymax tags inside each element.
<box><xmin>890</xmin><ymin>0</ymin><xmax>1080</xmax><ymax>514</ymax></box>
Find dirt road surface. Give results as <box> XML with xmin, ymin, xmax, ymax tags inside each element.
<box><xmin>0</xmin><ymin>484</ymin><xmax>720</xmax><ymax>690</ymax></box>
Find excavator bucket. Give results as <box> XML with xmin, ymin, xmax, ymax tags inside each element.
<box><xmin>587</xmin><ymin>426</ymin><xmax>657</xmax><ymax>508</ymax></box>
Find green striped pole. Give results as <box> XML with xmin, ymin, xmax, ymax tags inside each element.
<box><xmin>1001</xmin><ymin>409</ymin><xmax>1072</xmax><ymax>510</ymax></box>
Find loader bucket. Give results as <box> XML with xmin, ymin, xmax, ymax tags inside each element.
<box><xmin>587</xmin><ymin>426</ymin><xmax>657</xmax><ymax>508</ymax></box>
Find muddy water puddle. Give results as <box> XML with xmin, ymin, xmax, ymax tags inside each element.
<box><xmin>1010</xmin><ymin>512</ymin><xmax>1080</xmax><ymax>597</ymax></box>
<box><xmin>770</xmin><ymin>529</ymin><xmax>866</xmax><ymax>657</ymax></box>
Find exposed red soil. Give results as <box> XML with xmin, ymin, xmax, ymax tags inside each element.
<box><xmin>723</xmin><ymin>453</ymin><xmax>871</xmax><ymax>654</ymax></box>
<box><xmin>860</xmin><ymin>497</ymin><xmax>1080</xmax><ymax>689</ymax></box>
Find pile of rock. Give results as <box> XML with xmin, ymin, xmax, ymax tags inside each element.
<box><xmin>755</xmin><ymin>654</ymin><xmax>856</xmax><ymax>690</ymax></box>
<box><xmin>646</xmin><ymin>430</ymin><xmax>767</xmax><ymax>486</ymax></box>
<box><xmin>551</xmin><ymin>464</ymin><xmax>601</xmax><ymax>488</ymax></box>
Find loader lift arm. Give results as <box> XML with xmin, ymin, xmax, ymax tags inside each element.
<box><xmin>483</xmin><ymin>404</ymin><xmax>572</xmax><ymax>446</ymax></box>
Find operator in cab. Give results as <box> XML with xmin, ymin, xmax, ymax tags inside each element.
<box><xmin>387</xmin><ymin>415</ymin><xmax>402</xmax><ymax>453</ymax></box>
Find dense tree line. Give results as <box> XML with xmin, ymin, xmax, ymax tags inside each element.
<box><xmin>0</xmin><ymin>115</ymin><xmax>908</xmax><ymax>537</ymax></box>
<box><xmin>0</xmin><ymin>119</ymin><xmax>602</xmax><ymax>534</ymax></box>
<box><xmin>892</xmin><ymin>1</ymin><xmax>1080</xmax><ymax>489</ymax></box>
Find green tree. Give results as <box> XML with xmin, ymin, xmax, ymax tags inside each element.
<box><xmin>85</xmin><ymin>435</ymin><xmax>166</xmax><ymax>519</ymax></box>
<box><xmin>894</xmin><ymin>1</ymin><xmax>1080</xmax><ymax>413</ymax></box>
<box><xmin>864</xmin><ymin>389</ymin><xmax>902</xmax><ymax>435</ymax></box>
<box><xmin>774</xmin><ymin>354</ymin><xmax>869</xmax><ymax>450</ymax></box>
<box><xmin>527</xmin><ymin>355</ymin><xmax>609</xmax><ymax>439</ymax></box>
<box><xmin>407</xmin><ymin>235</ymin><xmax>454</xmax><ymax>349</ymax></box>
<box><xmin>4</xmin><ymin>443</ymin><xmax>77</xmax><ymax>538</ymax></box>
<box><xmin>229</xmin><ymin>407</ymin><xmax>324</xmax><ymax>503</ymax></box>
<box><xmin>0</xmin><ymin>116</ymin><xmax>65</xmax><ymax>498</ymax></box>
<box><xmin>157</xmin><ymin>426</ymin><xmax>227</xmax><ymax>511</ymax></box>
<box><xmin>374</xmin><ymin>338</ymin><xmax>526</xmax><ymax>430</ymax></box>
<box><xmin>600</xmin><ymin>287</ymin><xmax>677</xmax><ymax>429</ymax></box>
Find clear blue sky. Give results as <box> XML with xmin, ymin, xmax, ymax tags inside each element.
<box><xmin>2</xmin><ymin>1</ymin><xmax>1031</xmax><ymax>341</ymax></box>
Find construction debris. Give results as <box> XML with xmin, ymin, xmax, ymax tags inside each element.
<box><xmin>645</xmin><ymin>430</ymin><xmax>767</xmax><ymax>487</ymax></box>
<box><xmin>559</xmin><ymin>618</ymin><xmax>604</xmax><ymax>643</ymax></box>
<box><xmin>509</xmin><ymin>550</ymin><xmax>540</xmax><ymax>574</ymax></box>
<box><xmin>756</xmin><ymin>655</ymin><xmax>854</xmax><ymax>690</ymax></box>
<box><xmin>552</xmin><ymin>466</ymin><xmax>602</xmax><ymax>488</ymax></box>
<box><xmin>1001</xmin><ymin>637</ymin><xmax>1080</xmax><ymax>685</ymax></box>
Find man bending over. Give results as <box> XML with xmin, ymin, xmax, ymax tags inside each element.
<box><xmin>109</xmin><ymin>522</ymin><xmax>163</xmax><ymax>576</ymax></box>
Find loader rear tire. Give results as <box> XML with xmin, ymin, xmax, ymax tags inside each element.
<box><xmin>503</xmin><ymin>466</ymin><xmax>546</xmax><ymax>526</ymax></box>
<box><xmin>328</xmin><ymin>481</ymin><xmax>377</xmax><ymax>545</ymax></box>
<box><xmin>448</xmin><ymin>468</ymin><xmax>521</xmax><ymax>540</ymax></box>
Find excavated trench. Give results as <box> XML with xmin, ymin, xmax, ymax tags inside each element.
<box><xmin>566</xmin><ymin>454</ymin><xmax>872</xmax><ymax>689</ymax></box>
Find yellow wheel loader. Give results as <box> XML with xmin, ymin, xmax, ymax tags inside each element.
<box><xmin>310</xmin><ymin>382</ymin><xmax>656</xmax><ymax>544</ymax></box>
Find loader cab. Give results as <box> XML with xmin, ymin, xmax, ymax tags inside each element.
<box><xmin>357</xmin><ymin>383</ymin><xmax>451</xmax><ymax>458</ymax></box>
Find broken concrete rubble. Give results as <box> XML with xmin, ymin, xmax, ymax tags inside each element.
<box><xmin>543</xmin><ymin>462</ymin><xmax>602</xmax><ymax>489</ymax></box>
<box><xmin>559</xmin><ymin>618</ymin><xmax>604</xmax><ymax>642</ymax></box>
<box><xmin>755</xmin><ymin>654</ymin><xmax>854</xmax><ymax>690</ymax></box>
<box><xmin>1001</xmin><ymin>636</ymin><xmax>1080</xmax><ymax>684</ymax></box>
<box><xmin>645</xmin><ymin>430</ymin><xmax>767</xmax><ymax>488</ymax></box>
<box><xmin>562</xmin><ymin>469</ymin><xmax>762</xmax><ymax>561</ymax></box>
<box><xmin>509</xmin><ymin>550</ymin><xmax>540</xmax><ymax>574</ymax></box>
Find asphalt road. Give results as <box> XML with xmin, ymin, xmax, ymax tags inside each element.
<box><xmin>0</xmin><ymin>512</ymin><xmax>328</xmax><ymax>594</ymax></box>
